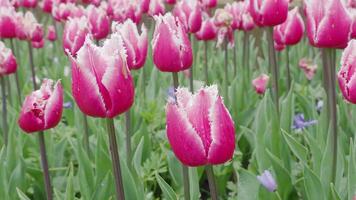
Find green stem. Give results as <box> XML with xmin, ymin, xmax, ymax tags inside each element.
<box><xmin>5</xmin><ymin>76</ymin><xmax>12</xmax><ymax>106</ymax></box>
<box><xmin>275</xmin><ymin>191</ymin><xmax>282</xmax><ymax>200</ymax></box>
<box><xmin>1</xmin><ymin>76</ymin><xmax>8</xmax><ymax>146</ymax></box>
<box><xmin>206</xmin><ymin>165</ymin><xmax>218</xmax><ymax>200</ymax></box>
<box><xmin>224</xmin><ymin>41</ymin><xmax>229</xmax><ymax>102</ymax></box>
<box><xmin>286</xmin><ymin>46</ymin><xmax>291</xmax><ymax>91</ymax></box>
<box><xmin>125</xmin><ymin>110</ymin><xmax>131</xmax><ymax>164</ymax></box>
<box><xmin>28</xmin><ymin>41</ymin><xmax>37</xmax><ymax>89</ymax></box>
<box><xmin>82</xmin><ymin>114</ymin><xmax>90</xmax><ymax>157</ymax></box>
<box><xmin>38</xmin><ymin>132</ymin><xmax>53</xmax><ymax>200</ymax></box>
<box><xmin>233</xmin><ymin>37</ymin><xmax>237</xmax><ymax>77</ymax></box>
<box><xmin>267</xmin><ymin>28</ymin><xmax>279</xmax><ymax>115</ymax></box>
<box><xmin>189</xmin><ymin>35</ymin><xmax>194</xmax><ymax>92</ymax></box>
<box><xmin>243</xmin><ymin>32</ymin><xmax>250</xmax><ymax>80</ymax></box>
<box><xmin>204</xmin><ymin>42</ymin><xmax>209</xmax><ymax>85</ymax></box>
<box><xmin>321</xmin><ymin>49</ymin><xmax>330</xmax><ymax>120</ymax></box>
<box><xmin>106</xmin><ymin>118</ymin><xmax>125</xmax><ymax>200</ymax></box>
<box><xmin>172</xmin><ymin>72</ymin><xmax>190</xmax><ymax>200</ymax></box>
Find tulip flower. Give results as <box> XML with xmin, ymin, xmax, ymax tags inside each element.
<box><xmin>40</xmin><ymin>0</ymin><xmax>52</xmax><ymax>13</ymax></box>
<box><xmin>249</xmin><ymin>0</ymin><xmax>288</xmax><ymax>27</ymax></box>
<box><xmin>21</xmin><ymin>0</ymin><xmax>37</xmax><ymax>8</ymax></box>
<box><xmin>52</xmin><ymin>2</ymin><xmax>85</xmax><ymax>22</ymax></box>
<box><xmin>173</xmin><ymin>0</ymin><xmax>202</xmax><ymax>33</ymax></box>
<box><xmin>299</xmin><ymin>58</ymin><xmax>317</xmax><ymax>80</ymax></box>
<box><xmin>226</xmin><ymin>1</ymin><xmax>255</xmax><ymax>31</ymax></box>
<box><xmin>257</xmin><ymin>170</ymin><xmax>277</xmax><ymax>192</ymax></box>
<box><xmin>112</xmin><ymin>19</ymin><xmax>148</xmax><ymax>70</ymax></box>
<box><xmin>0</xmin><ymin>6</ymin><xmax>18</xmax><ymax>39</ymax></box>
<box><xmin>47</xmin><ymin>25</ymin><xmax>57</xmax><ymax>41</ymax></box>
<box><xmin>199</xmin><ymin>0</ymin><xmax>217</xmax><ymax>9</ymax></box>
<box><xmin>214</xmin><ymin>8</ymin><xmax>234</xmax><ymax>48</ymax></box>
<box><xmin>62</xmin><ymin>16</ymin><xmax>90</xmax><ymax>56</ymax></box>
<box><xmin>166</xmin><ymin>0</ymin><xmax>175</xmax><ymax>4</ymax></box>
<box><xmin>0</xmin><ymin>41</ymin><xmax>17</xmax><ymax>75</ymax></box>
<box><xmin>16</xmin><ymin>11</ymin><xmax>44</xmax><ymax>42</ymax></box>
<box><xmin>304</xmin><ymin>0</ymin><xmax>352</xmax><ymax>48</ymax></box>
<box><xmin>141</xmin><ymin>0</ymin><xmax>150</xmax><ymax>13</ymax></box>
<box><xmin>32</xmin><ymin>38</ymin><xmax>44</xmax><ymax>48</ymax></box>
<box><xmin>148</xmin><ymin>0</ymin><xmax>165</xmax><ymax>17</ymax></box>
<box><xmin>273</xmin><ymin>7</ymin><xmax>304</xmax><ymax>46</ymax></box>
<box><xmin>108</xmin><ymin>0</ymin><xmax>142</xmax><ymax>23</ymax></box>
<box><xmin>86</xmin><ymin>5</ymin><xmax>110</xmax><ymax>40</ymax></box>
<box><xmin>152</xmin><ymin>13</ymin><xmax>193</xmax><ymax>72</ymax></box>
<box><xmin>69</xmin><ymin>34</ymin><xmax>134</xmax><ymax>118</ymax></box>
<box><xmin>274</xmin><ymin>41</ymin><xmax>285</xmax><ymax>51</ymax></box>
<box><xmin>18</xmin><ymin>79</ymin><xmax>63</xmax><ymax>133</ymax></box>
<box><xmin>166</xmin><ymin>85</ymin><xmax>235</xmax><ymax>166</ymax></box>
<box><xmin>338</xmin><ymin>40</ymin><xmax>356</xmax><ymax>104</ymax></box>
<box><xmin>195</xmin><ymin>15</ymin><xmax>217</xmax><ymax>41</ymax></box>
<box><xmin>349</xmin><ymin>0</ymin><xmax>356</xmax><ymax>8</ymax></box>
<box><xmin>252</xmin><ymin>74</ymin><xmax>269</xmax><ymax>95</ymax></box>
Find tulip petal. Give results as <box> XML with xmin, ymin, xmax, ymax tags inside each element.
<box><xmin>166</xmin><ymin>103</ymin><xmax>206</xmax><ymax>166</ymax></box>
<box><xmin>18</xmin><ymin>95</ymin><xmax>45</xmax><ymax>133</ymax></box>
<box><xmin>44</xmin><ymin>81</ymin><xmax>63</xmax><ymax>129</ymax></box>
<box><xmin>207</xmin><ymin>96</ymin><xmax>235</xmax><ymax>165</ymax></box>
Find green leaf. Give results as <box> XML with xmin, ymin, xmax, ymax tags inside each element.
<box><xmin>304</xmin><ymin>166</ymin><xmax>324</xmax><ymax>200</ymax></box>
<box><xmin>91</xmin><ymin>173</ymin><xmax>112</xmax><ymax>200</ymax></box>
<box><xmin>16</xmin><ymin>188</ymin><xmax>31</xmax><ymax>200</ymax></box>
<box><xmin>281</xmin><ymin>130</ymin><xmax>308</xmax><ymax>164</ymax></box>
<box><xmin>132</xmin><ymin>137</ymin><xmax>144</xmax><ymax>177</ymax></box>
<box><xmin>330</xmin><ymin>183</ymin><xmax>342</xmax><ymax>200</ymax></box>
<box><xmin>121</xmin><ymin>160</ymin><xmax>142</xmax><ymax>200</ymax></box>
<box><xmin>237</xmin><ymin>169</ymin><xmax>259</xmax><ymax>200</ymax></box>
<box><xmin>348</xmin><ymin>140</ymin><xmax>356</xmax><ymax>200</ymax></box>
<box><xmin>65</xmin><ymin>163</ymin><xmax>74</xmax><ymax>200</ymax></box>
<box><xmin>155</xmin><ymin>173</ymin><xmax>178</xmax><ymax>200</ymax></box>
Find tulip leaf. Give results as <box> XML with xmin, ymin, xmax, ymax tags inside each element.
<box><xmin>65</xmin><ymin>163</ymin><xmax>74</xmax><ymax>200</ymax></box>
<box><xmin>237</xmin><ymin>169</ymin><xmax>259</xmax><ymax>200</ymax></box>
<box><xmin>16</xmin><ymin>188</ymin><xmax>31</xmax><ymax>200</ymax></box>
<box><xmin>348</xmin><ymin>139</ymin><xmax>356</xmax><ymax>200</ymax></box>
<box><xmin>132</xmin><ymin>137</ymin><xmax>144</xmax><ymax>177</ymax></box>
<box><xmin>330</xmin><ymin>183</ymin><xmax>341</xmax><ymax>200</ymax></box>
<box><xmin>281</xmin><ymin>129</ymin><xmax>308</xmax><ymax>164</ymax></box>
<box><xmin>155</xmin><ymin>173</ymin><xmax>178</xmax><ymax>200</ymax></box>
<box><xmin>304</xmin><ymin>166</ymin><xmax>324</xmax><ymax>200</ymax></box>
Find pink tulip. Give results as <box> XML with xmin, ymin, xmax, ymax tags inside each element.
<box><xmin>69</xmin><ymin>34</ymin><xmax>135</xmax><ymax>118</ymax></box>
<box><xmin>274</xmin><ymin>41</ymin><xmax>285</xmax><ymax>51</ymax></box>
<box><xmin>108</xmin><ymin>0</ymin><xmax>142</xmax><ymax>23</ymax></box>
<box><xmin>299</xmin><ymin>58</ymin><xmax>317</xmax><ymax>80</ymax></box>
<box><xmin>338</xmin><ymin>40</ymin><xmax>356</xmax><ymax>103</ymax></box>
<box><xmin>148</xmin><ymin>0</ymin><xmax>165</xmax><ymax>17</ymax></box>
<box><xmin>47</xmin><ymin>25</ymin><xmax>56</xmax><ymax>41</ymax></box>
<box><xmin>195</xmin><ymin>14</ymin><xmax>217</xmax><ymax>41</ymax></box>
<box><xmin>214</xmin><ymin>8</ymin><xmax>234</xmax><ymax>48</ymax></box>
<box><xmin>40</xmin><ymin>0</ymin><xmax>53</xmax><ymax>13</ymax></box>
<box><xmin>0</xmin><ymin>6</ymin><xmax>17</xmax><ymax>39</ymax></box>
<box><xmin>173</xmin><ymin>0</ymin><xmax>202</xmax><ymax>33</ymax></box>
<box><xmin>52</xmin><ymin>3</ymin><xmax>85</xmax><ymax>22</ymax></box>
<box><xmin>152</xmin><ymin>13</ymin><xmax>193</xmax><ymax>72</ymax></box>
<box><xmin>252</xmin><ymin>74</ymin><xmax>269</xmax><ymax>94</ymax></box>
<box><xmin>166</xmin><ymin>85</ymin><xmax>235</xmax><ymax>166</ymax></box>
<box><xmin>32</xmin><ymin>38</ymin><xmax>44</xmax><ymax>48</ymax></box>
<box><xmin>112</xmin><ymin>19</ymin><xmax>148</xmax><ymax>70</ymax></box>
<box><xmin>0</xmin><ymin>41</ymin><xmax>17</xmax><ymax>76</ymax></box>
<box><xmin>17</xmin><ymin>12</ymin><xmax>44</xmax><ymax>42</ymax></box>
<box><xmin>166</xmin><ymin>0</ymin><xmax>175</xmax><ymax>4</ymax></box>
<box><xmin>273</xmin><ymin>7</ymin><xmax>304</xmax><ymax>47</ymax></box>
<box><xmin>141</xmin><ymin>0</ymin><xmax>150</xmax><ymax>13</ymax></box>
<box><xmin>304</xmin><ymin>0</ymin><xmax>352</xmax><ymax>49</ymax></box>
<box><xmin>62</xmin><ymin>16</ymin><xmax>90</xmax><ymax>56</ymax></box>
<box><xmin>20</xmin><ymin>0</ymin><xmax>37</xmax><ymax>8</ymax></box>
<box><xmin>226</xmin><ymin>1</ymin><xmax>254</xmax><ymax>31</ymax></box>
<box><xmin>199</xmin><ymin>0</ymin><xmax>217</xmax><ymax>9</ymax></box>
<box><xmin>349</xmin><ymin>0</ymin><xmax>356</xmax><ymax>8</ymax></box>
<box><xmin>18</xmin><ymin>79</ymin><xmax>63</xmax><ymax>133</ymax></box>
<box><xmin>249</xmin><ymin>0</ymin><xmax>288</xmax><ymax>27</ymax></box>
<box><xmin>86</xmin><ymin>5</ymin><xmax>110</xmax><ymax>40</ymax></box>
<box><xmin>0</xmin><ymin>0</ymin><xmax>12</xmax><ymax>6</ymax></box>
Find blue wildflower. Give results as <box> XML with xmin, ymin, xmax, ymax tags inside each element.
<box><xmin>292</xmin><ymin>114</ymin><xmax>317</xmax><ymax>131</ymax></box>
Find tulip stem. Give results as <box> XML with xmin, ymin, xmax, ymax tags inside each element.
<box><xmin>38</xmin><ymin>131</ymin><xmax>53</xmax><ymax>200</ymax></box>
<box><xmin>172</xmin><ymin>72</ymin><xmax>190</xmax><ymax>200</ymax></box>
<box><xmin>125</xmin><ymin>110</ymin><xmax>132</xmax><ymax>164</ymax></box>
<box><xmin>204</xmin><ymin>42</ymin><xmax>209</xmax><ymax>85</ymax></box>
<box><xmin>243</xmin><ymin>32</ymin><xmax>250</xmax><ymax>81</ymax></box>
<box><xmin>28</xmin><ymin>41</ymin><xmax>37</xmax><ymax>89</ymax></box>
<box><xmin>83</xmin><ymin>114</ymin><xmax>91</xmax><ymax>158</ymax></box>
<box><xmin>267</xmin><ymin>28</ymin><xmax>279</xmax><ymax>114</ymax></box>
<box><xmin>189</xmin><ymin>35</ymin><xmax>194</xmax><ymax>92</ymax></box>
<box><xmin>224</xmin><ymin>40</ymin><xmax>229</xmax><ymax>102</ymax></box>
<box><xmin>206</xmin><ymin>165</ymin><xmax>218</xmax><ymax>200</ymax></box>
<box><xmin>321</xmin><ymin>49</ymin><xmax>330</xmax><ymax>119</ymax></box>
<box><xmin>233</xmin><ymin>36</ymin><xmax>237</xmax><ymax>77</ymax></box>
<box><xmin>106</xmin><ymin>118</ymin><xmax>125</xmax><ymax>200</ymax></box>
<box><xmin>1</xmin><ymin>76</ymin><xmax>8</xmax><ymax>146</ymax></box>
<box><xmin>286</xmin><ymin>46</ymin><xmax>291</xmax><ymax>91</ymax></box>
<box><xmin>10</xmin><ymin>39</ymin><xmax>22</xmax><ymax>105</ymax></box>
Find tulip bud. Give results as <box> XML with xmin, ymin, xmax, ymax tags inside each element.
<box><xmin>338</xmin><ymin>40</ymin><xmax>356</xmax><ymax>103</ymax></box>
<box><xmin>47</xmin><ymin>25</ymin><xmax>57</xmax><ymax>41</ymax></box>
<box><xmin>112</xmin><ymin>19</ymin><xmax>148</xmax><ymax>70</ymax></box>
<box><xmin>273</xmin><ymin>7</ymin><xmax>304</xmax><ymax>47</ymax></box>
<box><xmin>173</xmin><ymin>0</ymin><xmax>202</xmax><ymax>33</ymax></box>
<box><xmin>148</xmin><ymin>0</ymin><xmax>165</xmax><ymax>17</ymax></box>
<box><xmin>18</xmin><ymin>79</ymin><xmax>63</xmax><ymax>133</ymax></box>
<box><xmin>62</xmin><ymin>16</ymin><xmax>90</xmax><ymax>56</ymax></box>
<box><xmin>0</xmin><ymin>6</ymin><xmax>18</xmax><ymax>39</ymax></box>
<box><xmin>152</xmin><ymin>13</ymin><xmax>193</xmax><ymax>72</ymax></box>
<box><xmin>252</xmin><ymin>74</ymin><xmax>269</xmax><ymax>94</ymax></box>
<box><xmin>257</xmin><ymin>170</ymin><xmax>277</xmax><ymax>192</ymax></box>
<box><xmin>166</xmin><ymin>86</ymin><xmax>235</xmax><ymax>166</ymax></box>
<box><xmin>195</xmin><ymin>15</ymin><xmax>217</xmax><ymax>41</ymax></box>
<box><xmin>249</xmin><ymin>0</ymin><xmax>288</xmax><ymax>27</ymax></box>
<box><xmin>0</xmin><ymin>41</ymin><xmax>17</xmax><ymax>76</ymax></box>
<box><xmin>86</xmin><ymin>5</ymin><xmax>110</xmax><ymax>40</ymax></box>
<box><xmin>304</xmin><ymin>0</ymin><xmax>352</xmax><ymax>48</ymax></box>
<box><xmin>69</xmin><ymin>34</ymin><xmax>135</xmax><ymax>118</ymax></box>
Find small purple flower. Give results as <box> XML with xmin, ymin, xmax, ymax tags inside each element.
<box><xmin>316</xmin><ymin>99</ymin><xmax>323</xmax><ymax>113</ymax></box>
<box><xmin>292</xmin><ymin>114</ymin><xmax>317</xmax><ymax>131</ymax></box>
<box><xmin>167</xmin><ymin>87</ymin><xmax>176</xmax><ymax>103</ymax></box>
<box><xmin>257</xmin><ymin>170</ymin><xmax>277</xmax><ymax>192</ymax></box>
<box><xmin>63</xmin><ymin>101</ymin><xmax>72</xmax><ymax>109</ymax></box>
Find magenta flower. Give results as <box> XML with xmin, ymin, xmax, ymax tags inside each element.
<box><xmin>166</xmin><ymin>86</ymin><xmax>235</xmax><ymax>166</ymax></box>
<box><xmin>108</xmin><ymin>0</ymin><xmax>142</xmax><ymax>23</ymax></box>
<box><xmin>195</xmin><ymin>14</ymin><xmax>217</xmax><ymax>41</ymax></box>
<box><xmin>148</xmin><ymin>0</ymin><xmax>165</xmax><ymax>17</ymax></box>
<box><xmin>21</xmin><ymin>0</ymin><xmax>37</xmax><ymax>8</ymax></box>
<box><xmin>225</xmin><ymin>1</ymin><xmax>255</xmax><ymax>31</ymax></box>
<box><xmin>18</xmin><ymin>79</ymin><xmax>63</xmax><ymax>133</ymax></box>
<box><xmin>47</xmin><ymin>25</ymin><xmax>57</xmax><ymax>41</ymax></box>
<box><xmin>304</xmin><ymin>0</ymin><xmax>352</xmax><ymax>49</ymax></box>
<box><xmin>16</xmin><ymin>11</ymin><xmax>44</xmax><ymax>42</ymax></box>
<box><xmin>249</xmin><ymin>0</ymin><xmax>288</xmax><ymax>27</ymax></box>
<box><xmin>86</xmin><ymin>5</ymin><xmax>110</xmax><ymax>40</ymax></box>
<box><xmin>166</xmin><ymin>0</ymin><xmax>175</xmax><ymax>4</ymax></box>
<box><xmin>299</xmin><ymin>58</ymin><xmax>317</xmax><ymax>80</ymax></box>
<box><xmin>112</xmin><ymin>19</ymin><xmax>148</xmax><ymax>70</ymax></box>
<box><xmin>173</xmin><ymin>0</ymin><xmax>202</xmax><ymax>33</ymax></box>
<box><xmin>62</xmin><ymin>16</ymin><xmax>90</xmax><ymax>57</ymax></box>
<box><xmin>152</xmin><ymin>13</ymin><xmax>193</xmax><ymax>72</ymax></box>
<box><xmin>252</xmin><ymin>74</ymin><xmax>269</xmax><ymax>95</ymax></box>
<box><xmin>40</xmin><ymin>0</ymin><xmax>53</xmax><ymax>13</ymax></box>
<box><xmin>338</xmin><ymin>40</ymin><xmax>356</xmax><ymax>104</ymax></box>
<box><xmin>0</xmin><ymin>6</ymin><xmax>17</xmax><ymax>39</ymax></box>
<box><xmin>32</xmin><ymin>38</ymin><xmax>44</xmax><ymax>48</ymax></box>
<box><xmin>273</xmin><ymin>7</ymin><xmax>304</xmax><ymax>46</ymax></box>
<box><xmin>214</xmin><ymin>8</ymin><xmax>235</xmax><ymax>48</ymax></box>
<box><xmin>69</xmin><ymin>34</ymin><xmax>134</xmax><ymax>118</ymax></box>
<box><xmin>199</xmin><ymin>0</ymin><xmax>217</xmax><ymax>9</ymax></box>
<box><xmin>0</xmin><ymin>41</ymin><xmax>17</xmax><ymax>76</ymax></box>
